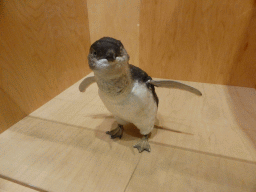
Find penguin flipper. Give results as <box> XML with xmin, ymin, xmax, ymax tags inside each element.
<box><xmin>79</xmin><ymin>76</ymin><xmax>96</xmax><ymax>92</ymax></box>
<box><xmin>149</xmin><ymin>80</ymin><xmax>202</xmax><ymax>96</ymax></box>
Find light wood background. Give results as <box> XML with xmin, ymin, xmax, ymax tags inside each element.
<box><xmin>0</xmin><ymin>73</ymin><xmax>255</xmax><ymax>191</ymax></box>
<box><xmin>0</xmin><ymin>0</ymin><xmax>91</xmax><ymax>133</ymax></box>
<box><xmin>228</xmin><ymin>5</ymin><xmax>256</xmax><ymax>88</ymax></box>
<box><xmin>139</xmin><ymin>0</ymin><xmax>256</xmax><ymax>88</ymax></box>
<box><xmin>1</xmin><ymin>1</ymin><xmax>256</xmax><ymax>130</ymax></box>
<box><xmin>87</xmin><ymin>0</ymin><xmax>140</xmax><ymax>67</ymax></box>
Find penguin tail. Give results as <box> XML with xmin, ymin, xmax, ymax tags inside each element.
<box><xmin>79</xmin><ymin>76</ymin><xmax>96</xmax><ymax>92</ymax></box>
<box><xmin>149</xmin><ymin>80</ymin><xmax>202</xmax><ymax>96</ymax></box>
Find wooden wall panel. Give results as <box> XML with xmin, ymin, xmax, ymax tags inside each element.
<box><xmin>87</xmin><ymin>0</ymin><xmax>140</xmax><ymax>66</ymax></box>
<box><xmin>0</xmin><ymin>90</ymin><xmax>26</xmax><ymax>133</ymax></box>
<box><xmin>140</xmin><ymin>0</ymin><xmax>255</xmax><ymax>87</ymax></box>
<box><xmin>229</xmin><ymin>4</ymin><xmax>256</xmax><ymax>89</ymax></box>
<box><xmin>0</xmin><ymin>0</ymin><xmax>91</xmax><ymax>133</ymax></box>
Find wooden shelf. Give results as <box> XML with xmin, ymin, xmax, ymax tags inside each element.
<box><xmin>0</xmin><ymin>73</ymin><xmax>256</xmax><ymax>192</ymax></box>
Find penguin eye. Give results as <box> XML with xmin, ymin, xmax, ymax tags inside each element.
<box><xmin>90</xmin><ymin>48</ymin><xmax>97</xmax><ymax>56</ymax></box>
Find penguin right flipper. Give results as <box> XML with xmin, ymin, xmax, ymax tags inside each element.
<box><xmin>79</xmin><ymin>76</ymin><xmax>96</xmax><ymax>92</ymax></box>
<box><xmin>149</xmin><ymin>80</ymin><xmax>202</xmax><ymax>96</ymax></box>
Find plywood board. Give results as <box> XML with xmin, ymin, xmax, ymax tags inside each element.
<box><xmin>0</xmin><ymin>117</ymin><xmax>141</xmax><ymax>192</ymax></box>
<box><xmin>229</xmin><ymin>4</ymin><xmax>256</xmax><ymax>88</ymax></box>
<box><xmin>125</xmin><ymin>144</ymin><xmax>256</xmax><ymax>192</ymax></box>
<box><xmin>0</xmin><ymin>0</ymin><xmax>91</xmax><ymax>133</ymax></box>
<box><xmin>140</xmin><ymin>0</ymin><xmax>255</xmax><ymax>87</ymax></box>
<box><xmin>0</xmin><ymin>72</ymin><xmax>255</xmax><ymax>191</ymax></box>
<box><xmin>0</xmin><ymin>178</ymin><xmax>38</xmax><ymax>192</ymax></box>
<box><xmin>0</xmin><ymin>90</ymin><xmax>26</xmax><ymax>133</ymax></box>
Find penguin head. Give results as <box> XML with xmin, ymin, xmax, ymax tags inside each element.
<box><xmin>88</xmin><ymin>37</ymin><xmax>130</xmax><ymax>72</ymax></box>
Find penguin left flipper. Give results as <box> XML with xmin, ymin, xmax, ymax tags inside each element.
<box><xmin>133</xmin><ymin>135</ymin><xmax>151</xmax><ymax>153</ymax></box>
<box><xmin>149</xmin><ymin>80</ymin><xmax>202</xmax><ymax>96</ymax></box>
<box><xmin>79</xmin><ymin>76</ymin><xmax>96</xmax><ymax>92</ymax></box>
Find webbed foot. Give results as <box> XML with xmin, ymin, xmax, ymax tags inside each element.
<box><xmin>133</xmin><ymin>135</ymin><xmax>151</xmax><ymax>153</ymax></box>
<box><xmin>106</xmin><ymin>125</ymin><xmax>124</xmax><ymax>139</ymax></box>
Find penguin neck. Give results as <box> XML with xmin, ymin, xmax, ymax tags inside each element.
<box><xmin>94</xmin><ymin>66</ymin><xmax>133</xmax><ymax>96</ymax></box>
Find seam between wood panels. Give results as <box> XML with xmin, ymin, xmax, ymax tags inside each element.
<box><xmin>83</xmin><ymin>0</ymin><xmax>91</xmax><ymax>45</ymax></box>
<box><xmin>137</xmin><ymin>0</ymin><xmax>141</xmax><ymax>68</ymax></box>
<box><xmin>28</xmin><ymin>115</ymin><xmax>106</xmax><ymax>134</ymax></box>
<box><xmin>29</xmin><ymin>115</ymin><xmax>194</xmax><ymax>135</ymax></box>
<box><xmin>150</xmin><ymin>141</ymin><xmax>256</xmax><ymax>165</ymax></box>
<box><xmin>27</xmin><ymin>116</ymin><xmax>256</xmax><ymax>165</ymax></box>
<box><xmin>0</xmin><ymin>88</ymin><xmax>27</xmax><ymax>133</ymax></box>
<box><xmin>124</xmin><ymin>154</ymin><xmax>142</xmax><ymax>192</ymax></box>
<box><xmin>0</xmin><ymin>174</ymin><xmax>48</xmax><ymax>192</ymax></box>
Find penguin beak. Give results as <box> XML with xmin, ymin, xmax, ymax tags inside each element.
<box><xmin>106</xmin><ymin>57</ymin><xmax>115</xmax><ymax>62</ymax></box>
<box><xmin>106</xmin><ymin>50</ymin><xmax>116</xmax><ymax>62</ymax></box>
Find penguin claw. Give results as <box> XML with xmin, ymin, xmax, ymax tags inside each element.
<box><xmin>133</xmin><ymin>135</ymin><xmax>151</xmax><ymax>153</ymax></box>
<box><xmin>106</xmin><ymin>125</ymin><xmax>124</xmax><ymax>139</ymax></box>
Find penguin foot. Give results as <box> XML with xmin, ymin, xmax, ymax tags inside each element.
<box><xmin>133</xmin><ymin>135</ymin><xmax>151</xmax><ymax>153</ymax></box>
<box><xmin>106</xmin><ymin>125</ymin><xmax>124</xmax><ymax>139</ymax></box>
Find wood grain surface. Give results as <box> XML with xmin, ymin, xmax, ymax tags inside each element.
<box><xmin>139</xmin><ymin>0</ymin><xmax>256</xmax><ymax>88</ymax></box>
<box><xmin>228</xmin><ymin>4</ymin><xmax>256</xmax><ymax>88</ymax></box>
<box><xmin>0</xmin><ymin>90</ymin><xmax>26</xmax><ymax>133</ymax></box>
<box><xmin>0</xmin><ymin>73</ymin><xmax>255</xmax><ymax>191</ymax></box>
<box><xmin>87</xmin><ymin>0</ymin><xmax>140</xmax><ymax>67</ymax></box>
<box><xmin>0</xmin><ymin>178</ymin><xmax>38</xmax><ymax>192</ymax></box>
<box><xmin>0</xmin><ymin>0</ymin><xmax>91</xmax><ymax>133</ymax></box>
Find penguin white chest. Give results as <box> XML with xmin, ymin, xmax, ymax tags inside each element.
<box><xmin>98</xmin><ymin>81</ymin><xmax>157</xmax><ymax>132</ymax></box>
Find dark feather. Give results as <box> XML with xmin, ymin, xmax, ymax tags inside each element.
<box><xmin>129</xmin><ymin>64</ymin><xmax>159</xmax><ymax>106</ymax></box>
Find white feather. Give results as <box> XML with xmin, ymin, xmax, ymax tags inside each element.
<box><xmin>99</xmin><ymin>81</ymin><xmax>157</xmax><ymax>135</ymax></box>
